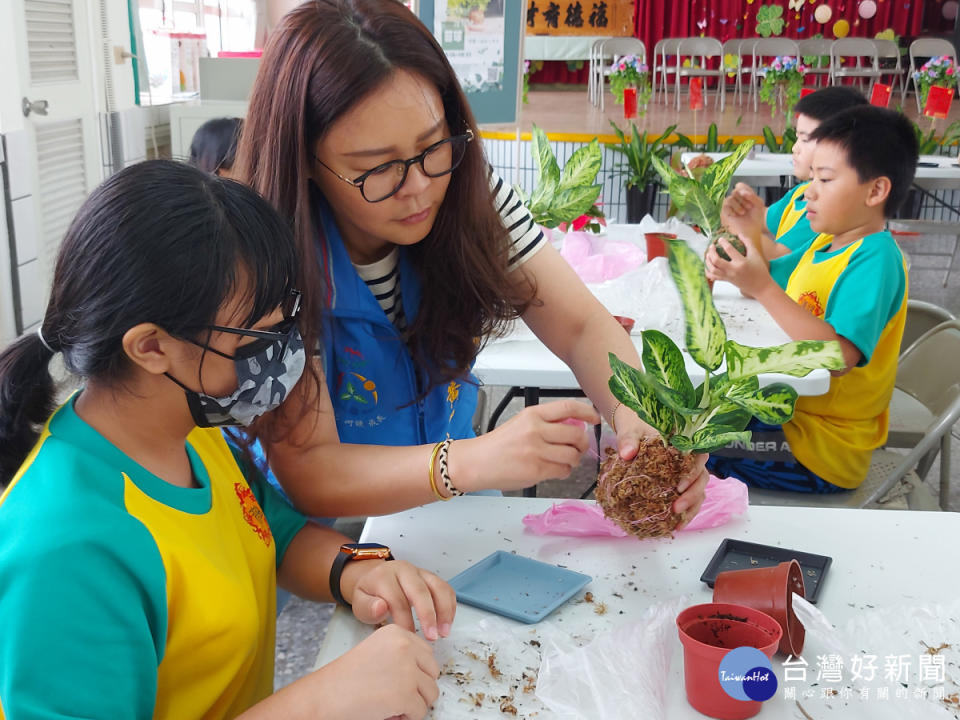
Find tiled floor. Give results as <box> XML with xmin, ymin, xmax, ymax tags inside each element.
<box><xmin>273</xmin><ymin>87</ymin><xmax>960</xmax><ymax>689</ymax></box>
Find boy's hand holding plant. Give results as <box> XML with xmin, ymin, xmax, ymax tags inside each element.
<box><xmin>705</xmin><ymin>233</ymin><xmax>772</xmax><ymax>298</ymax></box>
<box><xmin>720</xmin><ymin>183</ymin><xmax>767</xmax><ymax>248</ymax></box>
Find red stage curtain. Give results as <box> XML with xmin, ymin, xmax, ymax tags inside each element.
<box><xmin>528</xmin><ymin>0</ymin><xmax>930</xmax><ymax>86</ymax></box>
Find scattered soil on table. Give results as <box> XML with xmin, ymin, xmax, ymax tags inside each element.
<box><xmin>487</xmin><ymin>653</ymin><xmax>502</xmax><ymax>680</ymax></box>
<box><xmin>595</xmin><ymin>439</ymin><xmax>692</xmax><ymax>539</ymax></box>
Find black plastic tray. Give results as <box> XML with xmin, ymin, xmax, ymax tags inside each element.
<box><xmin>700</xmin><ymin>538</ymin><xmax>833</xmax><ymax>604</ymax></box>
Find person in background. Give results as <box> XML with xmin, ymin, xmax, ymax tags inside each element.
<box><xmin>705</xmin><ymin>107</ymin><xmax>917</xmax><ymax>493</ymax></box>
<box><xmin>189</xmin><ymin>116</ymin><xmax>243</xmax><ymax>177</ymax></box>
<box><xmin>232</xmin><ymin>0</ymin><xmax>709</xmax><ymax>521</ymax></box>
<box><xmin>0</xmin><ymin>160</ymin><xmax>454</xmax><ymax>720</ymax></box>
<box><xmin>721</xmin><ymin>86</ymin><xmax>868</xmax><ymax>286</ymax></box>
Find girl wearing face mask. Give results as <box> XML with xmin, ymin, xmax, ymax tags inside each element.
<box><xmin>0</xmin><ymin>160</ymin><xmax>455</xmax><ymax>720</ymax></box>
<box><xmin>235</xmin><ymin>0</ymin><xmax>709</xmax><ymax>520</ymax></box>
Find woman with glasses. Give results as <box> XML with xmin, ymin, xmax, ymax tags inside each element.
<box><xmin>0</xmin><ymin>161</ymin><xmax>455</xmax><ymax>720</ymax></box>
<box><xmin>234</xmin><ymin>0</ymin><xmax>708</xmax><ymax>519</ymax></box>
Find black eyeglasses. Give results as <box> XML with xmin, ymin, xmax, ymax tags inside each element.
<box><xmin>314</xmin><ymin>130</ymin><xmax>474</xmax><ymax>203</ymax></box>
<box><xmin>181</xmin><ymin>289</ymin><xmax>302</xmax><ymax>360</ymax></box>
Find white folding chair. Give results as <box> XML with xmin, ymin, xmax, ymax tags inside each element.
<box><xmin>908</xmin><ymin>38</ymin><xmax>958</xmax><ymax>112</ymax></box>
<box><xmin>675</xmin><ymin>37</ymin><xmax>725</xmax><ymax>111</ymax></box>
<box><xmin>722</xmin><ymin>38</ymin><xmax>755</xmax><ymax>106</ymax></box>
<box><xmin>829</xmin><ymin>38</ymin><xmax>882</xmax><ymax>94</ymax></box>
<box><xmin>652</xmin><ymin>37</ymin><xmax>683</xmax><ymax>105</ymax></box>
<box><xmin>798</xmin><ymin>37</ymin><xmax>833</xmax><ymax>88</ymax></box>
<box><xmin>873</xmin><ymin>38</ymin><xmax>908</xmax><ymax>106</ymax></box>
<box><xmin>588</xmin><ymin>38</ymin><xmax>606</xmax><ymax>107</ymax></box>
<box><xmin>598</xmin><ymin>37</ymin><xmax>647</xmax><ymax>111</ymax></box>
<box><xmin>748</xmin><ymin>38</ymin><xmax>800</xmax><ymax>112</ymax></box>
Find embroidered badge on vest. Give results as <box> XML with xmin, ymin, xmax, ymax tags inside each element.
<box><xmin>234</xmin><ymin>483</ymin><xmax>273</xmax><ymax>547</ymax></box>
<box><xmin>797</xmin><ymin>290</ymin><xmax>825</xmax><ymax>318</ymax></box>
<box><xmin>447</xmin><ymin>381</ymin><xmax>460</xmax><ymax>423</ymax></box>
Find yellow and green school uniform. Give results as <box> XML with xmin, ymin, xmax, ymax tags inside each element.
<box><xmin>781</xmin><ymin>231</ymin><xmax>908</xmax><ymax>488</ymax></box>
<box><xmin>0</xmin><ymin>396</ymin><xmax>306</xmax><ymax>719</ymax></box>
<box><xmin>766</xmin><ymin>181</ymin><xmax>823</xmax><ymax>288</ymax></box>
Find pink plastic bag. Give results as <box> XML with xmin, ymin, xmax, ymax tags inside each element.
<box><xmin>559</xmin><ymin>231</ymin><xmax>645</xmax><ymax>284</ymax></box>
<box><xmin>521</xmin><ymin>475</ymin><xmax>748</xmax><ymax>537</ymax></box>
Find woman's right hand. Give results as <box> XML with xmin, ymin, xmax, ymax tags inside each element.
<box><xmin>451</xmin><ymin>399</ymin><xmax>600</xmax><ymax>493</ymax></box>
<box><xmin>311</xmin><ymin>624</ymin><xmax>440</xmax><ymax>720</ymax></box>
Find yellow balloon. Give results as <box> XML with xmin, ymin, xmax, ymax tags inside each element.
<box><xmin>833</xmin><ymin>18</ymin><xmax>850</xmax><ymax>37</ymax></box>
<box><xmin>814</xmin><ymin>4</ymin><xmax>832</xmax><ymax>23</ymax></box>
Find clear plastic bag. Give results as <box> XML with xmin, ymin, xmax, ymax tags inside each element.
<box><xmin>521</xmin><ymin>476</ymin><xmax>748</xmax><ymax>538</ymax></box>
<box><xmin>535</xmin><ymin>595</ymin><xmax>689</xmax><ymax>720</ymax></box>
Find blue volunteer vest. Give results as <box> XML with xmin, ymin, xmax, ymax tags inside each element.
<box><xmin>314</xmin><ymin>195</ymin><xmax>478</xmax><ymax>446</ymax></box>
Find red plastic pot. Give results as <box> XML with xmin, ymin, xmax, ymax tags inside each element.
<box><xmin>612</xmin><ymin>315</ymin><xmax>635</xmax><ymax>334</ymax></box>
<box><xmin>713</xmin><ymin>559</ymin><xmax>806</xmax><ymax>657</ymax></box>
<box><xmin>677</xmin><ymin>602</ymin><xmax>782</xmax><ymax>720</ymax></box>
<box><xmin>644</xmin><ymin>232</ymin><xmax>675</xmax><ymax>261</ymax></box>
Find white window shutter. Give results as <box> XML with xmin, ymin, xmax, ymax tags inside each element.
<box><xmin>26</xmin><ymin>0</ymin><xmax>79</xmax><ymax>84</ymax></box>
<box><xmin>35</xmin><ymin>119</ymin><xmax>87</xmax><ymax>268</ymax></box>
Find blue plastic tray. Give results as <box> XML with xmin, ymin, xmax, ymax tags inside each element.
<box><xmin>447</xmin><ymin>550</ymin><xmax>592</xmax><ymax>624</ymax></box>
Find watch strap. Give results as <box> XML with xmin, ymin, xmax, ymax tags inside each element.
<box><xmin>328</xmin><ymin>545</ymin><xmax>394</xmax><ymax>608</ymax></box>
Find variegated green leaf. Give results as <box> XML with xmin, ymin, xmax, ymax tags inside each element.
<box><xmin>547</xmin><ymin>185</ymin><xmax>603</xmax><ymax>224</ymax></box>
<box><xmin>666</xmin><ymin>239</ymin><xmax>726</xmax><ymax>372</ymax></box>
<box><xmin>683</xmin><ymin>426</ymin><xmax>753</xmax><ymax>453</ymax></box>
<box><xmin>530</xmin><ymin>125</ymin><xmax>560</xmax><ymax>208</ymax></box>
<box><xmin>700</xmin><ymin>139</ymin><xmax>756</xmax><ymax>209</ymax></box>
<box><xmin>560</xmin><ymin>138</ymin><xmax>602</xmax><ymax>190</ymax></box>
<box><xmin>726</xmin><ymin>382</ymin><xmax>798</xmax><ymax>425</ymax></box>
<box><xmin>608</xmin><ymin>353</ymin><xmax>677</xmax><ymax>437</ymax></box>
<box><xmin>725</xmin><ymin>339</ymin><xmax>845</xmax><ymax>380</ymax></box>
<box><xmin>641</xmin><ymin>329</ymin><xmax>695</xmax><ymax>406</ymax></box>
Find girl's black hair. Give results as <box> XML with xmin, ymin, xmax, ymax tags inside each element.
<box><xmin>189</xmin><ymin>117</ymin><xmax>243</xmax><ymax>174</ymax></box>
<box><xmin>0</xmin><ymin>159</ymin><xmax>298</xmax><ymax>486</ymax></box>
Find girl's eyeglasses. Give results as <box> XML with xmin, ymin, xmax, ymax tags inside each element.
<box><xmin>314</xmin><ymin>130</ymin><xmax>474</xmax><ymax>203</ymax></box>
<box><xmin>181</xmin><ymin>289</ymin><xmax>302</xmax><ymax>360</ymax></box>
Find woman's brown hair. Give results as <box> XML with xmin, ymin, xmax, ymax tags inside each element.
<box><xmin>235</xmin><ymin>0</ymin><xmax>532</xmax><ymax>391</ymax></box>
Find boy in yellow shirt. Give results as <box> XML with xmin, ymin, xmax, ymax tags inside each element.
<box><xmin>705</xmin><ymin>107</ymin><xmax>918</xmax><ymax>492</ymax></box>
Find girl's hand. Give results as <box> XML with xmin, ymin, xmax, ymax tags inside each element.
<box><xmin>453</xmin><ymin>400</ymin><xmax>600</xmax><ymax>492</ymax></box>
<box><xmin>673</xmin><ymin>453</ymin><xmax>710</xmax><ymax>529</ymax></box>
<box><xmin>705</xmin><ymin>233</ymin><xmax>774</xmax><ymax>299</ymax></box>
<box><xmin>316</xmin><ymin>624</ymin><xmax>440</xmax><ymax>720</ymax></box>
<box><xmin>342</xmin><ymin>560</ymin><xmax>456</xmax><ymax>642</ymax></box>
<box><xmin>611</xmin><ymin>404</ymin><xmax>660</xmax><ymax>462</ymax></box>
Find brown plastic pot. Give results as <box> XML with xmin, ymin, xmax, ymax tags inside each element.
<box><xmin>677</xmin><ymin>602</ymin><xmax>782</xmax><ymax>720</ymax></box>
<box><xmin>713</xmin><ymin>559</ymin><xmax>806</xmax><ymax>656</ymax></box>
<box><xmin>612</xmin><ymin>315</ymin><xmax>635</xmax><ymax>334</ymax></box>
<box><xmin>644</xmin><ymin>232</ymin><xmax>675</xmax><ymax>261</ymax></box>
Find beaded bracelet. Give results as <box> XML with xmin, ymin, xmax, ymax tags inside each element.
<box><xmin>427</xmin><ymin>441</ymin><xmax>449</xmax><ymax>501</ymax></box>
<box><xmin>437</xmin><ymin>438</ymin><xmax>464</xmax><ymax>498</ymax></box>
<box><xmin>610</xmin><ymin>401</ymin><xmax>623</xmax><ymax>433</ymax></box>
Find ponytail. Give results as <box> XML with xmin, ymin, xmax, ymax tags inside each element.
<box><xmin>0</xmin><ymin>332</ymin><xmax>58</xmax><ymax>486</ymax></box>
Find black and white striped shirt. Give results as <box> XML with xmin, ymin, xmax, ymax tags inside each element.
<box><xmin>353</xmin><ymin>171</ymin><xmax>545</xmax><ymax>330</ymax></box>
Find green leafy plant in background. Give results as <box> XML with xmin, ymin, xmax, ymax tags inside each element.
<box><xmin>911</xmin><ymin>119</ymin><xmax>960</xmax><ymax>154</ymax></box>
<box><xmin>607</xmin><ymin>239</ymin><xmax>844</xmax><ymax>455</ymax></box>
<box><xmin>446</xmin><ymin>0</ymin><xmax>489</xmax><ymax>18</ymax></box>
<box><xmin>755</xmin><ymin>5</ymin><xmax>785</xmax><ymax>37</ymax></box>
<box><xmin>517</xmin><ymin>124</ymin><xmax>603</xmax><ymax>229</ymax></box>
<box><xmin>608</xmin><ymin>55</ymin><xmax>653</xmax><ymax>110</ymax></box>
<box><xmin>650</xmin><ymin>139</ymin><xmax>756</xmax><ymax>240</ymax></box>
<box><xmin>608</xmin><ymin>121</ymin><xmax>676</xmax><ymax>189</ymax></box>
<box><xmin>595</xmin><ymin>239</ymin><xmax>843</xmax><ymax>539</ymax></box>
<box><xmin>762</xmin><ymin>125</ymin><xmax>798</xmax><ymax>153</ymax></box>
<box><xmin>758</xmin><ymin>56</ymin><xmax>807</xmax><ymax>122</ymax></box>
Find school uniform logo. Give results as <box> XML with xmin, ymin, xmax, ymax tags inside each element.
<box><xmin>234</xmin><ymin>483</ymin><xmax>272</xmax><ymax>547</ymax></box>
<box><xmin>796</xmin><ymin>291</ymin><xmax>825</xmax><ymax>319</ymax></box>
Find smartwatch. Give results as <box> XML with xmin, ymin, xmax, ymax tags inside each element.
<box><xmin>329</xmin><ymin>542</ymin><xmax>394</xmax><ymax>607</ymax></box>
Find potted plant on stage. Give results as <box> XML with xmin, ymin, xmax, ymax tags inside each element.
<box><xmin>608</xmin><ymin>54</ymin><xmax>652</xmax><ymax>119</ymax></box>
<box><xmin>913</xmin><ymin>55</ymin><xmax>958</xmax><ymax>118</ymax></box>
<box><xmin>609</xmin><ymin>121</ymin><xmax>676</xmax><ymax>225</ymax></box>
<box><xmin>758</xmin><ymin>56</ymin><xmax>807</xmax><ymax>124</ymax></box>
<box><xmin>596</xmin><ymin>238</ymin><xmax>845</xmax><ymax>539</ymax></box>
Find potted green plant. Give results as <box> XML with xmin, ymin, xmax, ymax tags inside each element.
<box><xmin>595</xmin><ymin>238</ymin><xmax>845</xmax><ymax>538</ymax></box>
<box><xmin>516</xmin><ymin>124</ymin><xmax>605</xmax><ymax>231</ymax></box>
<box><xmin>609</xmin><ymin>121</ymin><xmax>676</xmax><ymax>223</ymax></box>
<box><xmin>608</xmin><ymin>54</ymin><xmax>652</xmax><ymax>112</ymax></box>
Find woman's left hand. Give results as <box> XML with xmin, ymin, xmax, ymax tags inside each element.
<box><xmin>343</xmin><ymin>560</ymin><xmax>457</xmax><ymax>642</ymax></box>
